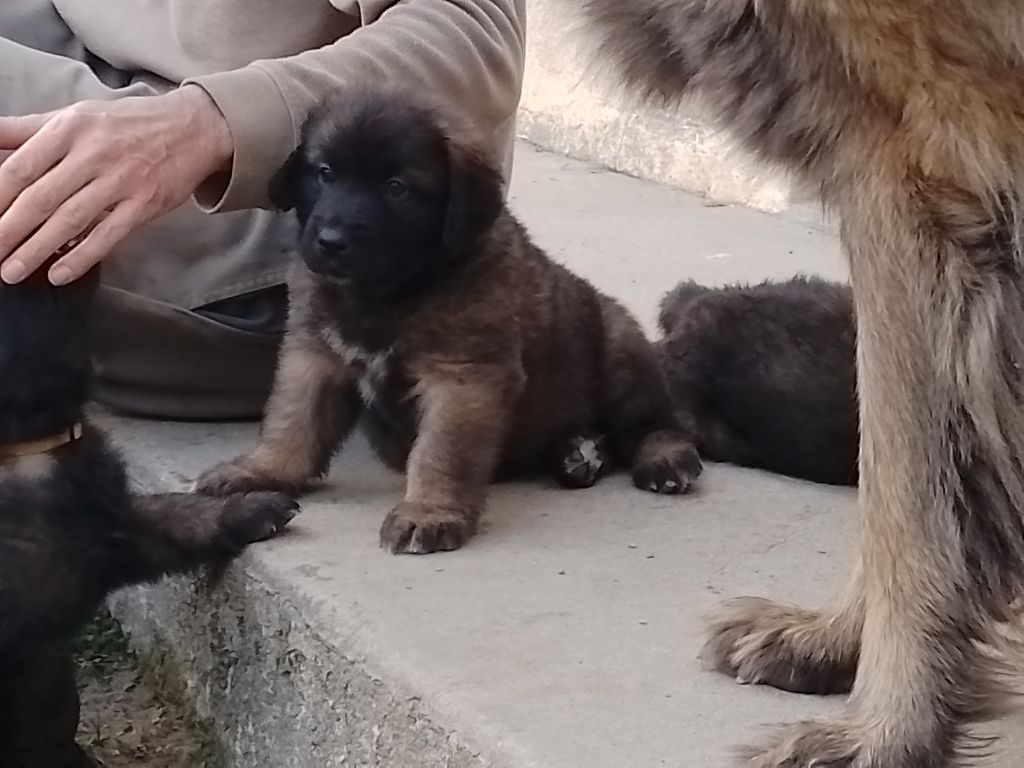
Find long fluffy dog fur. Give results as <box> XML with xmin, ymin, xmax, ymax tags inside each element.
<box><xmin>572</xmin><ymin>1</ymin><xmax>1024</xmax><ymax>765</ymax></box>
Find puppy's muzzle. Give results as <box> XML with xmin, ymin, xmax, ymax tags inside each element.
<box><xmin>316</xmin><ymin>227</ymin><xmax>350</xmax><ymax>257</ymax></box>
<box><xmin>303</xmin><ymin>225</ymin><xmax>354</xmax><ymax>276</ymax></box>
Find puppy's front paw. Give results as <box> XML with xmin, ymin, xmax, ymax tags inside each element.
<box><xmin>380</xmin><ymin>501</ymin><xmax>478</xmax><ymax>555</ymax></box>
<box><xmin>221</xmin><ymin>491</ymin><xmax>301</xmax><ymax>549</ymax></box>
<box><xmin>194</xmin><ymin>457</ymin><xmax>304</xmax><ymax>498</ymax></box>
<box><xmin>632</xmin><ymin>431</ymin><xmax>702</xmax><ymax>494</ymax></box>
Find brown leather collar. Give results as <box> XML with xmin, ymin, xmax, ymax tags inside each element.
<box><xmin>0</xmin><ymin>423</ymin><xmax>84</xmax><ymax>459</ymax></box>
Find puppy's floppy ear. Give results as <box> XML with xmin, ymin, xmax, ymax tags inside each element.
<box><xmin>443</xmin><ymin>136</ymin><xmax>505</xmax><ymax>253</ymax></box>
<box><xmin>269</xmin><ymin>145</ymin><xmax>306</xmax><ymax>212</ymax></box>
<box><xmin>657</xmin><ymin>281</ymin><xmax>708</xmax><ymax>333</ymax></box>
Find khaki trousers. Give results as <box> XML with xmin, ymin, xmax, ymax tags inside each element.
<box><xmin>1</xmin><ymin>0</ymin><xmax>290</xmax><ymax>419</ymax></box>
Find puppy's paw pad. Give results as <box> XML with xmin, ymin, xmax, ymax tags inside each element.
<box><xmin>223</xmin><ymin>491</ymin><xmax>301</xmax><ymax>546</ymax></box>
<box><xmin>380</xmin><ymin>502</ymin><xmax>477</xmax><ymax>555</ymax></box>
<box><xmin>555</xmin><ymin>433</ymin><xmax>611</xmax><ymax>489</ymax></box>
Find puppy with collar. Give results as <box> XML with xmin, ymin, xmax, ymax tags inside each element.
<box><xmin>0</xmin><ymin>264</ymin><xmax>298</xmax><ymax>767</ymax></box>
<box><xmin>195</xmin><ymin>86</ymin><xmax>701</xmax><ymax>555</ymax></box>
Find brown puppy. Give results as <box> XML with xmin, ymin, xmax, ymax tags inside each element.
<box><xmin>195</xmin><ymin>86</ymin><xmax>701</xmax><ymax>555</ymax></box>
<box><xmin>571</xmin><ymin>0</ymin><xmax>1024</xmax><ymax>766</ymax></box>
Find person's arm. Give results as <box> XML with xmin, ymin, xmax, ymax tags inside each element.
<box><xmin>185</xmin><ymin>0</ymin><xmax>525</xmax><ymax>212</ymax></box>
<box><xmin>0</xmin><ymin>0</ymin><xmax>524</xmax><ymax>286</ymax></box>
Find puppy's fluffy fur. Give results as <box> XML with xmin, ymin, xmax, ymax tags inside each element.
<box><xmin>657</xmin><ymin>276</ymin><xmax>858</xmax><ymax>486</ymax></box>
<box><xmin>0</xmin><ymin>266</ymin><xmax>298</xmax><ymax>767</ymax></box>
<box><xmin>195</xmin><ymin>86</ymin><xmax>701</xmax><ymax>555</ymax></box>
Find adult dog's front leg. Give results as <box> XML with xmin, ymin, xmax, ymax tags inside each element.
<box><xmin>728</xmin><ymin>192</ymin><xmax>1024</xmax><ymax>767</ymax></box>
<box><xmin>380</xmin><ymin>363</ymin><xmax>522</xmax><ymax>554</ymax></box>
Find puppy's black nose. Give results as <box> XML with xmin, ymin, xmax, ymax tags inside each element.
<box><xmin>317</xmin><ymin>227</ymin><xmax>350</xmax><ymax>254</ymax></box>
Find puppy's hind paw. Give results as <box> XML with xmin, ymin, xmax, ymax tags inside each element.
<box><xmin>632</xmin><ymin>431</ymin><xmax>702</xmax><ymax>494</ymax></box>
<box><xmin>553</xmin><ymin>432</ymin><xmax>612</xmax><ymax>489</ymax></box>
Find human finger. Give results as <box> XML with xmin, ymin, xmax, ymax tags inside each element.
<box><xmin>1</xmin><ymin>179</ymin><xmax>114</xmax><ymax>284</ymax></box>
<box><xmin>0</xmin><ymin>159</ymin><xmax>94</xmax><ymax>269</ymax></box>
<box><xmin>0</xmin><ymin>112</ymin><xmax>54</xmax><ymax>150</ymax></box>
<box><xmin>0</xmin><ymin>118</ymin><xmax>73</xmax><ymax>216</ymax></box>
<box><xmin>47</xmin><ymin>201</ymin><xmax>140</xmax><ymax>285</ymax></box>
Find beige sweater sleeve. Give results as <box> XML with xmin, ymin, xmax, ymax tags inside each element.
<box><xmin>184</xmin><ymin>0</ymin><xmax>525</xmax><ymax>212</ymax></box>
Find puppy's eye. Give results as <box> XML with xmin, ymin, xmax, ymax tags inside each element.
<box><xmin>385</xmin><ymin>179</ymin><xmax>408</xmax><ymax>199</ymax></box>
<box><xmin>317</xmin><ymin>164</ymin><xmax>334</xmax><ymax>185</ymax></box>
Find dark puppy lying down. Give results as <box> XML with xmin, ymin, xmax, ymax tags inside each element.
<box><xmin>196</xmin><ymin>86</ymin><xmax>701</xmax><ymax>554</ymax></box>
<box><xmin>0</xmin><ymin>267</ymin><xmax>298</xmax><ymax>768</ymax></box>
<box><xmin>657</xmin><ymin>276</ymin><xmax>859</xmax><ymax>486</ymax></box>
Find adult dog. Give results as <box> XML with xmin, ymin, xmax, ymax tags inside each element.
<box><xmin>574</xmin><ymin>1</ymin><xmax>1024</xmax><ymax>765</ymax></box>
<box><xmin>0</xmin><ymin>263</ymin><xmax>299</xmax><ymax>767</ymax></box>
<box><xmin>195</xmin><ymin>86</ymin><xmax>701</xmax><ymax>555</ymax></box>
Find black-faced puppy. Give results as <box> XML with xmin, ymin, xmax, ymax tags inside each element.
<box><xmin>0</xmin><ymin>265</ymin><xmax>298</xmax><ymax>768</ymax></box>
<box><xmin>657</xmin><ymin>276</ymin><xmax>859</xmax><ymax>486</ymax></box>
<box><xmin>195</xmin><ymin>86</ymin><xmax>701</xmax><ymax>555</ymax></box>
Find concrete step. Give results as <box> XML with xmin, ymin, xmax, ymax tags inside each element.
<box><xmin>107</xmin><ymin>143</ymin><xmax>1024</xmax><ymax>767</ymax></box>
<box><xmin>517</xmin><ymin>0</ymin><xmax>817</xmax><ymax>215</ymax></box>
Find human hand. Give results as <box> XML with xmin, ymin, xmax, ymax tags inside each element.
<box><xmin>0</xmin><ymin>85</ymin><xmax>233</xmax><ymax>286</ymax></box>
